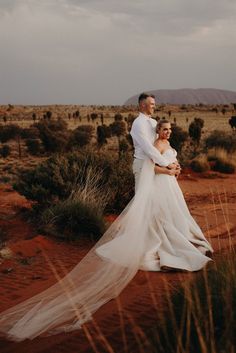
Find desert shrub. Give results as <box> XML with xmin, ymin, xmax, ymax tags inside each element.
<box><xmin>14</xmin><ymin>149</ymin><xmax>134</xmax><ymax>214</ymax></box>
<box><xmin>97</xmin><ymin>125</ymin><xmax>107</xmax><ymax>147</ymax></box>
<box><xmin>107</xmin><ymin>155</ymin><xmax>134</xmax><ymax>212</ymax></box>
<box><xmin>205</xmin><ymin>130</ymin><xmax>236</xmax><ymax>152</ymax></box>
<box><xmin>96</xmin><ymin>124</ymin><xmax>111</xmax><ymax>146</ymax></box>
<box><xmin>40</xmin><ymin>168</ymin><xmax>107</xmax><ymax>240</ymax></box>
<box><xmin>0</xmin><ymin>124</ymin><xmax>22</xmax><ymax>143</ymax></box>
<box><xmin>68</xmin><ymin>125</ymin><xmax>94</xmax><ymax>148</ymax></box>
<box><xmin>34</xmin><ymin>119</ymin><xmax>69</xmax><ymax>153</ymax></box>
<box><xmin>114</xmin><ymin>113</ymin><xmax>123</xmax><ymax>121</ymax></box>
<box><xmin>193</xmin><ymin>117</ymin><xmax>204</xmax><ymax>128</ymax></box>
<box><xmin>0</xmin><ymin>144</ymin><xmax>11</xmax><ymax>158</ymax></box>
<box><xmin>25</xmin><ymin>138</ymin><xmax>41</xmax><ymax>155</ymax></box>
<box><xmin>119</xmin><ymin>138</ymin><xmax>129</xmax><ymax>155</ymax></box>
<box><xmin>169</xmin><ymin>124</ymin><xmax>188</xmax><ymax>152</ymax></box>
<box><xmin>41</xmin><ymin>200</ymin><xmax>105</xmax><ymax>240</ymax></box>
<box><xmin>21</xmin><ymin>127</ymin><xmax>40</xmax><ymax>139</ymax></box>
<box><xmin>229</xmin><ymin>115</ymin><xmax>236</xmax><ymax>130</ymax></box>
<box><xmin>212</xmin><ymin>159</ymin><xmax>235</xmax><ymax>174</ymax></box>
<box><xmin>109</xmin><ymin>121</ymin><xmax>127</xmax><ymax>139</ymax></box>
<box><xmin>126</xmin><ymin>114</ymin><xmax>135</xmax><ymax>129</ymax></box>
<box><xmin>207</xmin><ymin>148</ymin><xmax>236</xmax><ymax>174</ymax></box>
<box><xmin>149</xmin><ymin>252</ymin><xmax>236</xmax><ymax>353</ymax></box>
<box><xmin>190</xmin><ymin>154</ymin><xmax>210</xmax><ymax>172</ymax></box>
<box><xmin>207</xmin><ymin>148</ymin><xmax>228</xmax><ymax>162</ymax></box>
<box><xmin>188</xmin><ymin>118</ymin><xmax>204</xmax><ymax>148</ymax></box>
<box><xmin>0</xmin><ymin>124</ymin><xmax>22</xmax><ymax>157</ymax></box>
<box><xmin>14</xmin><ymin>150</ymin><xmax>113</xmax><ymax>206</ymax></box>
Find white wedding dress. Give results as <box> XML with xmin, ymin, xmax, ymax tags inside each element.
<box><xmin>0</xmin><ymin>147</ymin><xmax>213</xmax><ymax>342</ymax></box>
<box><xmin>96</xmin><ymin>147</ymin><xmax>213</xmax><ymax>271</ymax></box>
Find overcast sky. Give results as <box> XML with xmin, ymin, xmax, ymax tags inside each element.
<box><xmin>0</xmin><ymin>0</ymin><xmax>236</xmax><ymax>105</ymax></box>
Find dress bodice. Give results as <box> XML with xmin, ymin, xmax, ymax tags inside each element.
<box><xmin>161</xmin><ymin>147</ymin><xmax>177</xmax><ymax>164</ymax></box>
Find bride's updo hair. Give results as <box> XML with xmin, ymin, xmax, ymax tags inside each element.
<box><xmin>156</xmin><ymin>119</ymin><xmax>170</xmax><ymax>132</ymax></box>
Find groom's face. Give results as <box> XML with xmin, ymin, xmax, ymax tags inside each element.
<box><xmin>144</xmin><ymin>97</ymin><xmax>156</xmax><ymax>116</ymax></box>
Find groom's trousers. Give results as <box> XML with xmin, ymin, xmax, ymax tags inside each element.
<box><xmin>132</xmin><ymin>158</ymin><xmax>144</xmax><ymax>193</ymax></box>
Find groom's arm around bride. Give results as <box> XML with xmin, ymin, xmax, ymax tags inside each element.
<box><xmin>130</xmin><ymin>93</ymin><xmax>179</xmax><ymax>190</ymax></box>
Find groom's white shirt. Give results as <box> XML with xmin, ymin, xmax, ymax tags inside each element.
<box><xmin>130</xmin><ymin>112</ymin><xmax>169</xmax><ymax>166</ymax></box>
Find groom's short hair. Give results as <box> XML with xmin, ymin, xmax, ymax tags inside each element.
<box><xmin>138</xmin><ymin>92</ymin><xmax>155</xmax><ymax>104</ymax></box>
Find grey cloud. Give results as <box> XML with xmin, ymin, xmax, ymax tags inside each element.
<box><xmin>0</xmin><ymin>0</ymin><xmax>235</xmax><ymax>104</ymax></box>
<box><xmin>61</xmin><ymin>0</ymin><xmax>236</xmax><ymax>35</ymax></box>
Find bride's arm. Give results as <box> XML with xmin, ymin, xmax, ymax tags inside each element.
<box><xmin>154</xmin><ymin>165</ymin><xmax>177</xmax><ymax>176</ymax></box>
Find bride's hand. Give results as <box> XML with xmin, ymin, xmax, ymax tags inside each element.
<box><xmin>175</xmin><ymin>168</ymin><xmax>181</xmax><ymax>178</ymax></box>
<box><xmin>168</xmin><ymin>168</ymin><xmax>178</xmax><ymax>176</ymax></box>
<box><xmin>167</xmin><ymin>163</ymin><xmax>178</xmax><ymax>169</ymax></box>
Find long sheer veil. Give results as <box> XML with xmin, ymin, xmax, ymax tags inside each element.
<box><xmin>0</xmin><ymin>157</ymin><xmax>157</xmax><ymax>341</ymax></box>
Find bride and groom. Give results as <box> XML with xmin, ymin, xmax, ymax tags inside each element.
<box><xmin>0</xmin><ymin>93</ymin><xmax>213</xmax><ymax>341</ymax></box>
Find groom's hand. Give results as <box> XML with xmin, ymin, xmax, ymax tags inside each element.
<box><xmin>167</xmin><ymin>163</ymin><xmax>178</xmax><ymax>169</ymax></box>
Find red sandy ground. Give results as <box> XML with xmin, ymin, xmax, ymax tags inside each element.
<box><xmin>0</xmin><ymin>172</ymin><xmax>235</xmax><ymax>353</ymax></box>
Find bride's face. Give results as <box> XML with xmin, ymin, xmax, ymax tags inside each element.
<box><xmin>158</xmin><ymin>123</ymin><xmax>172</xmax><ymax>139</ymax></box>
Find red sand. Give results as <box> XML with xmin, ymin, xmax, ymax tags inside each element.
<box><xmin>0</xmin><ymin>173</ymin><xmax>235</xmax><ymax>353</ymax></box>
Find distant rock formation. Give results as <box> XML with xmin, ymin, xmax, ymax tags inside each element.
<box><xmin>124</xmin><ymin>88</ymin><xmax>236</xmax><ymax>105</ymax></box>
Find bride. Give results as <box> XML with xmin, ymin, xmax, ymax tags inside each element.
<box><xmin>0</xmin><ymin>120</ymin><xmax>213</xmax><ymax>342</ymax></box>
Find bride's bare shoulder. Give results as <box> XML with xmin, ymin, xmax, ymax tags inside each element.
<box><xmin>154</xmin><ymin>139</ymin><xmax>163</xmax><ymax>151</ymax></box>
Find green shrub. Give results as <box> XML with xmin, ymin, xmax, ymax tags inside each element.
<box><xmin>68</xmin><ymin>125</ymin><xmax>94</xmax><ymax>148</ymax></box>
<box><xmin>205</xmin><ymin>130</ymin><xmax>236</xmax><ymax>152</ymax></box>
<box><xmin>207</xmin><ymin>148</ymin><xmax>235</xmax><ymax>174</ymax></box>
<box><xmin>109</xmin><ymin>121</ymin><xmax>127</xmax><ymax>139</ymax></box>
<box><xmin>14</xmin><ymin>149</ymin><xmax>134</xmax><ymax>214</ymax></box>
<box><xmin>21</xmin><ymin>127</ymin><xmax>40</xmax><ymax>139</ymax></box>
<box><xmin>25</xmin><ymin>138</ymin><xmax>41</xmax><ymax>155</ymax></box>
<box><xmin>169</xmin><ymin>124</ymin><xmax>188</xmax><ymax>153</ymax></box>
<box><xmin>106</xmin><ymin>155</ymin><xmax>134</xmax><ymax>212</ymax></box>
<box><xmin>13</xmin><ymin>150</ymin><xmax>111</xmax><ymax>205</ymax></box>
<box><xmin>0</xmin><ymin>124</ymin><xmax>21</xmax><ymax>143</ymax></box>
<box><xmin>149</xmin><ymin>252</ymin><xmax>236</xmax><ymax>353</ymax></box>
<box><xmin>41</xmin><ymin>199</ymin><xmax>105</xmax><ymax>240</ymax></box>
<box><xmin>34</xmin><ymin>119</ymin><xmax>69</xmax><ymax>152</ymax></box>
<box><xmin>40</xmin><ymin>169</ymin><xmax>107</xmax><ymax>240</ymax></box>
<box><xmin>189</xmin><ymin>119</ymin><xmax>203</xmax><ymax>148</ymax></box>
<box><xmin>190</xmin><ymin>154</ymin><xmax>210</xmax><ymax>172</ymax></box>
<box><xmin>212</xmin><ymin>159</ymin><xmax>235</xmax><ymax>174</ymax></box>
<box><xmin>0</xmin><ymin>144</ymin><xmax>11</xmax><ymax>158</ymax></box>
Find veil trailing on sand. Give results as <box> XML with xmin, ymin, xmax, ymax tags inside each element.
<box><xmin>0</xmin><ymin>158</ymin><xmax>156</xmax><ymax>341</ymax></box>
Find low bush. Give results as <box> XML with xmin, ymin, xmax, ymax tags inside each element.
<box><xmin>190</xmin><ymin>154</ymin><xmax>210</xmax><ymax>172</ymax></box>
<box><xmin>14</xmin><ymin>149</ymin><xmax>134</xmax><ymax>215</ymax></box>
<box><xmin>0</xmin><ymin>144</ymin><xmax>11</xmax><ymax>158</ymax></box>
<box><xmin>41</xmin><ymin>199</ymin><xmax>105</xmax><ymax>240</ymax></box>
<box><xmin>207</xmin><ymin>148</ymin><xmax>236</xmax><ymax>174</ymax></box>
<box><xmin>169</xmin><ymin>124</ymin><xmax>188</xmax><ymax>153</ymax></box>
<box><xmin>33</xmin><ymin>119</ymin><xmax>69</xmax><ymax>153</ymax></box>
<box><xmin>40</xmin><ymin>168</ymin><xmax>107</xmax><ymax>240</ymax></box>
<box><xmin>68</xmin><ymin>125</ymin><xmax>94</xmax><ymax>149</ymax></box>
<box><xmin>0</xmin><ymin>124</ymin><xmax>21</xmax><ymax>143</ymax></box>
<box><xmin>149</xmin><ymin>252</ymin><xmax>236</xmax><ymax>353</ymax></box>
<box><xmin>25</xmin><ymin>138</ymin><xmax>41</xmax><ymax>155</ymax></box>
<box><xmin>205</xmin><ymin>130</ymin><xmax>236</xmax><ymax>152</ymax></box>
<box><xmin>212</xmin><ymin>159</ymin><xmax>235</xmax><ymax>174</ymax></box>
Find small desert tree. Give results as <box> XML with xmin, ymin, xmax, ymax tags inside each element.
<box><xmin>0</xmin><ymin>124</ymin><xmax>22</xmax><ymax>158</ymax></box>
<box><xmin>169</xmin><ymin>124</ymin><xmax>188</xmax><ymax>153</ymax></box>
<box><xmin>188</xmin><ymin>118</ymin><xmax>204</xmax><ymax>152</ymax></box>
<box><xmin>97</xmin><ymin>125</ymin><xmax>107</xmax><ymax>149</ymax></box>
<box><xmin>69</xmin><ymin>125</ymin><xmax>94</xmax><ymax>149</ymax></box>
<box><xmin>229</xmin><ymin>116</ymin><xmax>236</xmax><ymax>130</ymax></box>
<box><xmin>110</xmin><ymin>121</ymin><xmax>127</xmax><ymax>159</ymax></box>
<box><xmin>34</xmin><ymin>119</ymin><xmax>69</xmax><ymax>153</ymax></box>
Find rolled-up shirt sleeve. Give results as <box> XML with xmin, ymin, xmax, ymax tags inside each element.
<box><xmin>131</xmin><ymin>120</ymin><xmax>169</xmax><ymax>167</ymax></box>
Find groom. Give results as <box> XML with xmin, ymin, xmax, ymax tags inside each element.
<box><xmin>130</xmin><ymin>92</ymin><xmax>179</xmax><ymax>191</ymax></box>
